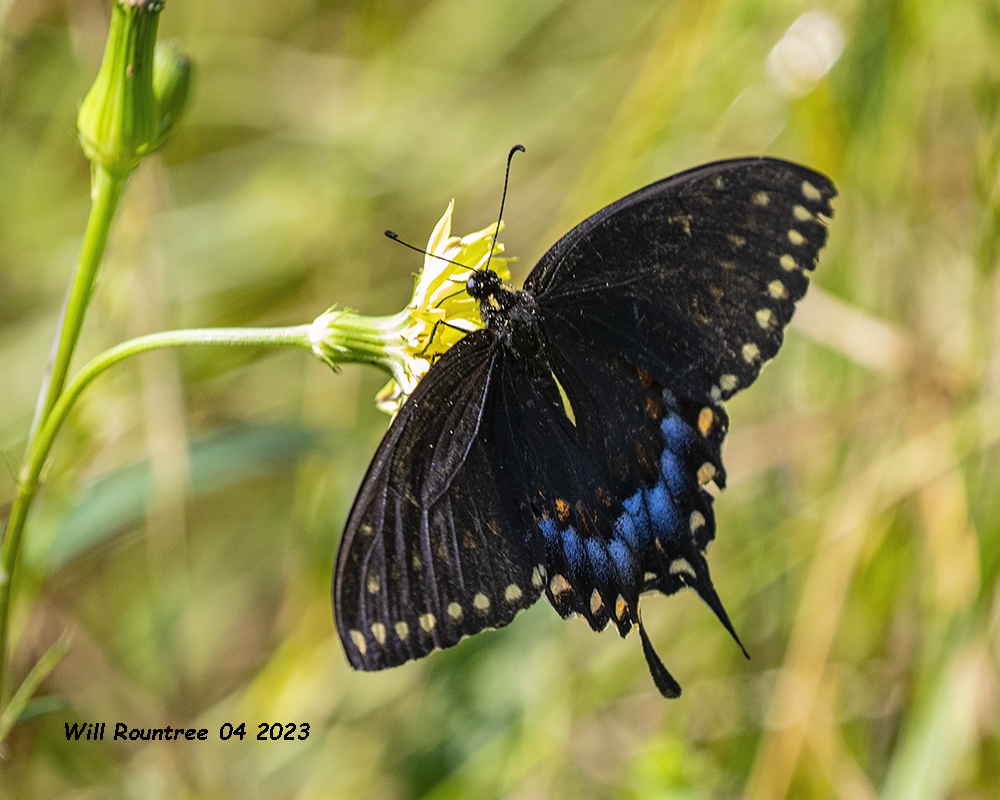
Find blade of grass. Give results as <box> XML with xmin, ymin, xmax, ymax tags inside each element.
<box><xmin>0</xmin><ymin>631</ymin><xmax>70</xmax><ymax>745</ymax></box>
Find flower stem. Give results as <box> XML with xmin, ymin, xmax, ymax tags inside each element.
<box><xmin>0</xmin><ymin>324</ymin><xmax>311</xmax><ymax>704</ymax></box>
<box><xmin>28</xmin><ymin>165</ymin><xmax>124</xmax><ymax>442</ymax></box>
<box><xmin>1</xmin><ymin>164</ymin><xmax>125</xmax><ymax>707</ymax></box>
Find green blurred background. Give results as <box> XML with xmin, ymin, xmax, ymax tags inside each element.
<box><xmin>2</xmin><ymin>0</ymin><xmax>999</xmax><ymax>797</ymax></box>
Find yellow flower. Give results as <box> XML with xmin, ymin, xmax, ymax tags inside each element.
<box><xmin>308</xmin><ymin>203</ymin><xmax>510</xmax><ymax>415</ymax></box>
<box><xmin>377</xmin><ymin>201</ymin><xmax>511</xmax><ymax>413</ymax></box>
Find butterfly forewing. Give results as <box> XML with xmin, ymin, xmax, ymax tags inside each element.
<box><xmin>526</xmin><ymin>158</ymin><xmax>836</xmax><ymax>404</ymax></box>
<box><xmin>335</xmin><ymin>332</ymin><xmax>544</xmax><ymax>669</ymax></box>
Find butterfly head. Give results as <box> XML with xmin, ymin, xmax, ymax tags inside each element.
<box><xmin>465</xmin><ymin>268</ymin><xmax>503</xmax><ymax>301</ymax></box>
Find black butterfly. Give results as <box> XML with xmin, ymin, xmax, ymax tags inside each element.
<box><xmin>334</xmin><ymin>157</ymin><xmax>835</xmax><ymax>697</ymax></box>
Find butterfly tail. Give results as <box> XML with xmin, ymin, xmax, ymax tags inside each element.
<box><xmin>638</xmin><ymin>611</ymin><xmax>681</xmax><ymax>698</ymax></box>
<box><xmin>681</xmin><ymin>551</ymin><xmax>750</xmax><ymax>660</ymax></box>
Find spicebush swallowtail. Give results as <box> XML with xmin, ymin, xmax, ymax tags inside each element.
<box><xmin>334</xmin><ymin>157</ymin><xmax>835</xmax><ymax>697</ymax></box>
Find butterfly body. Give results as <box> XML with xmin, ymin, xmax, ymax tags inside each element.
<box><xmin>334</xmin><ymin>157</ymin><xmax>835</xmax><ymax>697</ymax></box>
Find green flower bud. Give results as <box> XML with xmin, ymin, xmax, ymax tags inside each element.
<box><xmin>151</xmin><ymin>41</ymin><xmax>192</xmax><ymax>148</ymax></box>
<box><xmin>78</xmin><ymin>1</ymin><xmax>188</xmax><ymax>176</ymax></box>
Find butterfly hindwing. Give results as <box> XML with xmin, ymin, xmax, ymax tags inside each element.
<box><xmin>526</xmin><ymin>157</ymin><xmax>836</xmax><ymax>404</ymax></box>
<box><xmin>499</xmin><ymin>336</ymin><xmax>746</xmax><ymax>690</ymax></box>
<box><xmin>489</xmin><ymin>348</ymin><xmax>639</xmax><ymax>633</ymax></box>
<box><xmin>540</xmin><ymin>338</ymin><xmax>739</xmax><ymax>639</ymax></box>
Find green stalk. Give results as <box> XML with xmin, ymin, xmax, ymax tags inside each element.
<box><xmin>2</xmin><ymin>0</ymin><xmax>193</xmax><ymax>733</ymax></box>
<box><xmin>0</xmin><ymin>634</ymin><xmax>71</xmax><ymax>745</ymax></box>
<box><xmin>1</xmin><ymin>326</ymin><xmax>311</xmax><ymax>703</ymax></box>
<box><xmin>0</xmin><ymin>314</ymin><xmax>403</xmax><ymax>704</ymax></box>
<box><xmin>2</xmin><ymin>165</ymin><xmax>125</xmax><ymax>707</ymax></box>
<box><xmin>28</xmin><ymin>166</ymin><xmax>124</xmax><ymax>442</ymax></box>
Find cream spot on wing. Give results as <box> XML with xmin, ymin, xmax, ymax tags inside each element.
<box><xmin>447</xmin><ymin>602</ymin><xmax>463</xmax><ymax>621</ymax></box>
<box><xmin>780</xmin><ymin>253</ymin><xmax>798</xmax><ymax>271</ymax></box>
<box><xmin>473</xmin><ymin>593</ymin><xmax>491</xmax><ymax>611</ymax></box>
<box><xmin>752</xmin><ymin>190</ymin><xmax>770</xmax><ymax>206</ymax></box>
<box><xmin>359</xmin><ymin>523</ymin><xmax>374</xmax><ymax>537</ymax></box>
<box><xmin>550</xmin><ymin>573</ymin><xmax>572</xmax><ymax>599</ymax></box>
<box><xmin>420</xmin><ymin>613</ymin><xmax>436</xmax><ymax>632</ymax></box>
<box><xmin>395</xmin><ymin>621</ymin><xmax>409</xmax><ymax>639</ymax></box>
<box><xmin>710</xmin><ymin>385</ymin><xmax>722</xmax><ymax>402</ymax></box>
<box><xmin>768</xmin><ymin>279</ymin><xmax>788</xmax><ymax>299</ymax></box>
<box><xmin>644</xmin><ymin>571</ymin><xmax>658</xmax><ymax>582</ymax></box>
<box><xmin>788</xmin><ymin>229</ymin><xmax>805</xmax><ymax>246</ymax></box>
<box><xmin>756</xmin><ymin>308</ymin><xmax>775</xmax><ymax>329</ymax></box>
<box><xmin>727</xmin><ymin>233</ymin><xmax>746</xmax><ymax>248</ymax></box>
<box><xmin>802</xmin><ymin>180</ymin><xmax>822</xmax><ymax>201</ymax></box>
<box><xmin>793</xmin><ymin>204</ymin><xmax>813</xmax><ymax>221</ymax></box>
<box><xmin>590</xmin><ymin>589</ymin><xmax>604</xmax><ymax>615</ymax></box>
<box><xmin>690</xmin><ymin>510</ymin><xmax>706</xmax><ymax>532</ymax></box>
<box><xmin>370</xmin><ymin>622</ymin><xmax>386</xmax><ymax>644</ymax></box>
<box><xmin>743</xmin><ymin>342</ymin><xmax>760</xmax><ymax>363</ymax></box>
<box><xmin>531</xmin><ymin>565</ymin><xmax>545</xmax><ymax>587</ymax></box>
<box><xmin>505</xmin><ymin>583</ymin><xmax>522</xmax><ymax>602</ymax></box>
<box><xmin>719</xmin><ymin>374</ymin><xmax>738</xmax><ymax>392</ymax></box>
<box><xmin>698</xmin><ymin>462</ymin><xmax>717</xmax><ymax>485</ymax></box>
<box><xmin>718</xmin><ymin>259</ymin><xmax>736</xmax><ymax>270</ymax></box>
<box><xmin>714</xmin><ymin>175</ymin><xmax>725</xmax><ymax>190</ymax></box>
<box><xmin>367</xmin><ymin>574</ymin><xmax>380</xmax><ymax>594</ymax></box>
<box><xmin>669</xmin><ymin>213</ymin><xmax>693</xmax><ymax>235</ymax></box>
<box><xmin>349</xmin><ymin>630</ymin><xmax>366</xmax><ymax>655</ymax></box>
<box><xmin>670</xmin><ymin>558</ymin><xmax>696</xmax><ymax>578</ymax></box>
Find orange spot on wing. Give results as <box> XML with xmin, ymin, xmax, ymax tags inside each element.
<box><xmin>698</xmin><ymin>407</ymin><xmax>714</xmax><ymax>436</ymax></box>
<box><xmin>645</xmin><ymin>396</ymin><xmax>662</xmax><ymax>420</ymax></box>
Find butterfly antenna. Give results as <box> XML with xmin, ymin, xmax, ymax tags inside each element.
<box><xmin>384</xmin><ymin>230</ymin><xmax>469</xmax><ymax>269</ymax></box>
<box><xmin>484</xmin><ymin>144</ymin><xmax>525</xmax><ymax>275</ymax></box>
